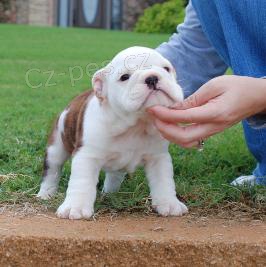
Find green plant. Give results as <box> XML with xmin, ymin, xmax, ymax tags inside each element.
<box><xmin>134</xmin><ymin>0</ymin><xmax>185</xmax><ymax>34</ymax></box>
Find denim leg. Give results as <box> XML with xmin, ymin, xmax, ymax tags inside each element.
<box><xmin>242</xmin><ymin>120</ymin><xmax>266</xmax><ymax>185</ymax></box>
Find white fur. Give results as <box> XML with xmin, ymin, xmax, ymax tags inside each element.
<box><xmin>38</xmin><ymin>47</ymin><xmax>188</xmax><ymax>219</ymax></box>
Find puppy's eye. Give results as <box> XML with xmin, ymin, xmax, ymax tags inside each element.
<box><xmin>120</xmin><ymin>74</ymin><xmax>130</xmax><ymax>81</ymax></box>
<box><xmin>164</xmin><ymin>67</ymin><xmax>170</xmax><ymax>72</ymax></box>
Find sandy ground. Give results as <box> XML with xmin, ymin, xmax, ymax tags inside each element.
<box><xmin>0</xmin><ymin>212</ymin><xmax>265</xmax><ymax>266</ymax></box>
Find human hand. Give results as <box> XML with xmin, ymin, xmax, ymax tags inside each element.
<box><xmin>147</xmin><ymin>75</ymin><xmax>266</xmax><ymax>147</ymax></box>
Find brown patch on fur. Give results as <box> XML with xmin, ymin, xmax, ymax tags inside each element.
<box><xmin>61</xmin><ymin>90</ymin><xmax>94</xmax><ymax>155</ymax></box>
<box><xmin>47</xmin><ymin>117</ymin><xmax>59</xmax><ymax>145</ymax></box>
<box><xmin>42</xmin><ymin>90</ymin><xmax>94</xmax><ymax>179</ymax></box>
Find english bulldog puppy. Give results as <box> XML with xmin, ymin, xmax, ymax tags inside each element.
<box><xmin>37</xmin><ymin>46</ymin><xmax>188</xmax><ymax>219</ymax></box>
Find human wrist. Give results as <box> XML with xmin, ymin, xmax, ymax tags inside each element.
<box><xmin>246</xmin><ymin>77</ymin><xmax>266</xmax><ymax>129</ymax></box>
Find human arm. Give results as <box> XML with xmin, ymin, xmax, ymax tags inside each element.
<box><xmin>156</xmin><ymin>1</ymin><xmax>228</xmax><ymax>97</ymax></box>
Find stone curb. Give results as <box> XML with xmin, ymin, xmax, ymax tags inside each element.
<box><xmin>0</xmin><ymin>214</ymin><xmax>265</xmax><ymax>266</ymax></box>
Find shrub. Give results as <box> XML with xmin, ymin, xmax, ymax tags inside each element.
<box><xmin>134</xmin><ymin>0</ymin><xmax>186</xmax><ymax>34</ymax></box>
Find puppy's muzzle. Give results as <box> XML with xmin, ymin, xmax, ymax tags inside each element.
<box><xmin>145</xmin><ymin>75</ymin><xmax>159</xmax><ymax>90</ymax></box>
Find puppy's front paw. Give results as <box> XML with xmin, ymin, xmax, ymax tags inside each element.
<box><xmin>56</xmin><ymin>199</ymin><xmax>94</xmax><ymax>220</ymax></box>
<box><xmin>153</xmin><ymin>198</ymin><xmax>188</xmax><ymax>217</ymax></box>
<box><xmin>37</xmin><ymin>185</ymin><xmax>57</xmax><ymax>200</ymax></box>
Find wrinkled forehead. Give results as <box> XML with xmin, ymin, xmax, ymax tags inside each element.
<box><xmin>110</xmin><ymin>47</ymin><xmax>170</xmax><ymax>74</ymax></box>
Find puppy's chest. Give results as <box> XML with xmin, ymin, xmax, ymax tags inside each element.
<box><xmin>103</xmin><ymin>152</ymin><xmax>143</xmax><ymax>173</ymax></box>
<box><xmin>103</xmin><ymin>131</ymin><xmax>164</xmax><ymax>173</ymax></box>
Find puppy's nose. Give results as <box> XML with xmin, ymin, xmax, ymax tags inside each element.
<box><xmin>145</xmin><ymin>75</ymin><xmax>159</xmax><ymax>89</ymax></box>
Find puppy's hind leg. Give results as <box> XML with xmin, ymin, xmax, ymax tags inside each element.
<box><xmin>37</xmin><ymin>112</ymin><xmax>69</xmax><ymax>200</ymax></box>
<box><xmin>103</xmin><ymin>171</ymin><xmax>126</xmax><ymax>193</ymax></box>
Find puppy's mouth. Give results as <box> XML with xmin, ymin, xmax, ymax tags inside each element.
<box><xmin>156</xmin><ymin>87</ymin><xmax>176</xmax><ymax>102</ymax></box>
<box><xmin>142</xmin><ymin>86</ymin><xmax>176</xmax><ymax>108</ymax></box>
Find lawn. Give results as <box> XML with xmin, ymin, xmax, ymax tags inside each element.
<box><xmin>0</xmin><ymin>24</ymin><xmax>265</xmax><ymax>219</ymax></box>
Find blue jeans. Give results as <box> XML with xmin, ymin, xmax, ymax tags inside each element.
<box><xmin>243</xmin><ymin>118</ymin><xmax>266</xmax><ymax>185</ymax></box>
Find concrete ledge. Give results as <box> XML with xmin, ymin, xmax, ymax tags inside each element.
<box><xmin>0</xmin><ymin>214</ymin><xmax>265</xmax><ymax>266</ymax></box>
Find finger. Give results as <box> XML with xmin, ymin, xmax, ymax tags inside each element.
<box><xmin>181</xmin><ymin>79</ymin><xmax>224</xmax><ymax>109</ymax></box>
<box><xmin>180</xmin><ymin>141</ymin><xmax>200</xmax><ymax>148</ymax></box>
<box><xmin>154</xmin><ymin>119</ymin><xmax>221</xmax><ymax>144</ymax></box>
<box><xmin>148</xmin><ymin>104</ymin><xmax>218</xmax><ymax>124</ymax></box>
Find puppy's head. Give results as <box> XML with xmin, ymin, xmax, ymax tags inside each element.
<box><xmin>92</xmin><ymin>46</ymin><xmax>183</xmax><ymax>114</ymax></box>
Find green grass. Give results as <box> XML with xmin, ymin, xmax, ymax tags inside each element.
<box><xmin>0</xmin><ymin>24</ymin><xmax>265</xmax><ymax>218</ymax></box>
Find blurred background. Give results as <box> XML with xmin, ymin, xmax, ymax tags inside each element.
<box><xmin>0</xmin><ymin>0</ymin><xmax>188</xmax><ymax>33</ymax></box>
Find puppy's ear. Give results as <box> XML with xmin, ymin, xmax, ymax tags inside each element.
<box><xmin>92</xmin><ymin>68</ymin><xmax>106</xmax><ymax>103</ymax></box>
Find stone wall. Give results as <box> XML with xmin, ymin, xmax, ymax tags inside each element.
<box><xmin>28</xmin><ymin>0</ymin><xmax>55</xmax><ymax>26</ymax></box>
<box><xmin>122</xmin><ymin>0</ymin><xmax>165</xmax><ymax>30</ymax></box>
<box><xmin>15</xmin><ymin>0</ymin><xmax>29</xmax><ymax>24</ymax></box>
<box><xmin>2</xmin><ymin>0</ymin><xmax>56</xmax><ymax>26</ymax></box>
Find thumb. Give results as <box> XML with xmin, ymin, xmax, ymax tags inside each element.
<box><xmin>172</xmin><ymin>80</ymin><xmax>222</xmax><ymax>110</ymax></box>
